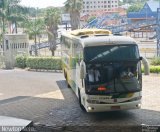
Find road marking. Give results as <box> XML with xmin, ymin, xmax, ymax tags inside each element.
<box><xmin>35</xmin><ymin>90</ymin><xmax>64</xmax><ymax>100</ymax></box>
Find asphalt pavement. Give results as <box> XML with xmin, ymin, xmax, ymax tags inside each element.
<box><xmin>0</xmin><ymin>69</ymin><xmax>160</xmax><ymax>132</ymax></box>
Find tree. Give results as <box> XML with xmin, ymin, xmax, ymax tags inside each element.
<box><xmin>87</xmin><ymin>16</ymin><xmax>96</xmax><ymax>23</ymax></box>
<box><xmin>44</xmin><ymin>8</ymin><xmax>60</xmax><ymax>56</ymax></box>
<box><xmin>0</xmin><ymin>0</ymin><xmax>26</xmax><ymax>34</ymax></box>
<box><xmin>23</xmin><ymin>17</ymin><xmax>45</xmax><ymax>56</ymax></box>
<box><xmin>127</xmin><ymin>3</ymin><xmax>144</xmax><ymax>12</ymax></box>
<box><xmin>64</xmin><ymin>0</ymin><xmax>83</xmax><ymax>30</ymax></box>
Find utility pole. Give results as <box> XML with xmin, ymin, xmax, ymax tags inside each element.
<box><xmin>157</xmin><ymin>5</ymin><xmax>160</xmax><ymax>57</ymax></box>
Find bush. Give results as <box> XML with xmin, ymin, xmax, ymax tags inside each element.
<box><xmin>16</xmin><ymin>55</ymin><xmax>27</xmax><ymax>68</ymax></box>
<box><xmin>150</xmin><ymin>57</ymin><xmax>160</xmax><ymax>66</ymax></box>
<box><xmin>142</xmin><ymin>65</ymin><xmax>160</xmax><ymax>73</ymax></box>
<box><xmin>26</xmin><ymin>57</ymin><xmax>62</xmax><ymax>70</ymax></box>
<box><xmin>150</xmin><ymin>66</ymin><xmax>160</xmax><ymax>73</ymax></box>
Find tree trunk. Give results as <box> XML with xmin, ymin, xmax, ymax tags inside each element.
<box><xmin>15</xmin><ymin>21</ymin><xmax>17</xmax><ymax>34</ymax></box>
<box><xmin>34</xmin><ymin>35</ymin><xmax>38</xmax><ymax>56</ymax></box>
<box><xmin>48</xmin><ymin>26</ymin><xmax>58</xmax><ymax>56</ymax></box>
<box><xmin>51</xmin><ymin>49</ymin><xmax>55</xmax><ymax>56</ymax></box>
<box><xmin>70</xmin><ymin>10</ymin><xmax>80</xmax><ymax>30</ymax></box>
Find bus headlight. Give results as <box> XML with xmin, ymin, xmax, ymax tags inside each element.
<box><xmin>129</xmin><ymin>96</ymin><xmax>142</xmax><ymax>102</ymax></box>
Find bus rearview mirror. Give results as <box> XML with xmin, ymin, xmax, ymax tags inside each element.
<box><xmin>139</xmin><ymin>57</ymin><xmax>143</xmax><ymax>61</ymax></box>
<box><xmin>141</xmin><ymin>57</ymin><xmax>150</xmax><ymax>75</ymax></box>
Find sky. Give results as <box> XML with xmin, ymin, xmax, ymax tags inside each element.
<box><xmin>20</xmin><ymin>0</ymin><xmax>66</xmax><ymax>8</ymax></box>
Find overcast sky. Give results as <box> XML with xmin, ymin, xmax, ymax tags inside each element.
<box><xmin>20</xmin><ymin>0</ymin><xmax>66</xmax><ymax>8</ymax></box>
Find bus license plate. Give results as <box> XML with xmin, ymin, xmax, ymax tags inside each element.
<box><xmin>111</xmin><ymin>106</ymin><xmax>120</xmax><ymax>110</ymax></box>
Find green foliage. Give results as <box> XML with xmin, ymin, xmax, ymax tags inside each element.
<box><xmin>0</xmin><ymin>0</ymin><xmax>27</xmax><ymax>34</ymax></box>
<box><xmin>150</xmin><ymin>57</ymin><xmax>160</xmax><ymax>66</ymax></box>
<box><xmin>23</xmin><ymin>18</ymin><xmax>45</xmax><ymax>38</ymax></box>
<box><xmin>142</xmin><ymin>65</ymin><xmax>160</xmax><ymax>73</ymax></box>
<box><xmin>44</xmin><ymin>7</ymin><xmax>61</xmax><ymax>56</ymax></box>
<box><xmin>127</xmin><ymin>3</ymin><xmax>144</xmax><ymax>12</ymax></box>
<box><xmin>15</xmin><ymin>55</ymin><xmax>27</xmax><ymax>68</ymax></box>
<box><xmin>150</xmin><ymin>66</ymin><xmax>160</xmax><ymax>73</ymax></box>
<box><xmin>122</xmin><ymin>0</ymin><xmax>147</xmax><ymax>4</ymax></box>
<box><xmin>26</xmin><ymin>57</ymin><xmax>62</xmax><ymax>70</ymax></box>
<box><xmin>87</xmin><ymin>16</ymin><xmax>96</xmax><ymax>23</ymax></box>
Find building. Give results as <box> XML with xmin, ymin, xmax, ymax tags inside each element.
<box><xmin>3</xmin><ymin>34</ymin><xmax>29</xmax><ymax>69</ymax></box>
<box><xmin>127</xmin><ymin>0</ymin><xmax>159</xmax><ymax>23</ymax></box>
<box><xmin>82</xmin><ymin>0</ymin><xmax>119</xmax><ymax>14</ymax></box>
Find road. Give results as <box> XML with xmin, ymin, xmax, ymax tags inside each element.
<box><xmin>0</xmin><ymin>69</ymin><xmax>160</xmax><ymax>131</ymax></box>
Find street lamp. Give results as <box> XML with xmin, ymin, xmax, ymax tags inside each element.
<box><xmin>145</xmin><ymin>6</ymin><xmax>148</xmax><ymax>40</ymax></box>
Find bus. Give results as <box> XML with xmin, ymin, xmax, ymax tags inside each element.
<box><xmin>61</xmin><ymin>29</ymin><xmax>149</xmax><ymax>112</ymax></box>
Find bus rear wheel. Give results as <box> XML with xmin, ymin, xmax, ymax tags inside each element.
<box><xmin>64</xmin><ymin>71</ymin><xmax>71</xmax><ymax>88</ymax></box>
<box><xmin>64</xmin><ymin>70</ymin><xmax>67</xmax><ymax>79</ymax></box>
<box><xmin>78</xmin><ymin>89</ymin><xmax>86</xmax><ymax>112</ymax></box>
<box><xmin>66</xmin><ymin>76</ymin><xmax>71</xmax><ymax>88</ymax></box>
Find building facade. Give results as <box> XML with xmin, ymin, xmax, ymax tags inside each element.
<box><xmin>82</xmin><ymin>0</ymin><xmax>119</xmax><ymax>14</ymax></box>
<box><xmin>3</xmin><ymin>34</ymin><xmax>29</xmax><ymax>69</ymax></box>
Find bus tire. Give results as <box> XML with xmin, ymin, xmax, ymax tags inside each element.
<box><xmin>64</xmin><ymin>70</ymin><xmax>67</xmax><ymax>79</ymax></box>
<box><xmin>66</xmin><ymin>77</ymin><xmax>71</xmax><ymax>88</ymax></box>
<box><xmin>78</xmin><ymin>89</ymin><xmax>86</xmax><ymax>112</ymax></box>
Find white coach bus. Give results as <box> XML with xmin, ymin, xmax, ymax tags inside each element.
<box><xmin>61</xmin><ymin>29</ymin><xmax>149</xmax><ymax>112</ymax></box>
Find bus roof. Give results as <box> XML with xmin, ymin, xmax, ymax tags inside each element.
<box><xmin>62</xmin><ymin>29</ymin><xmax>137</xmax><ymax>47</ymax></box>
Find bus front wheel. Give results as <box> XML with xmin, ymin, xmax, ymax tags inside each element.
<box><xmin>78</xmin><ymin>89</ymin><xmax>86</xmax><ymax>112</ymax></box>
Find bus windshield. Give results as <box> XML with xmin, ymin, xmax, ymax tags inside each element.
<box><xmin>84</xmin><ymin>45</ymin><xmax>140</xmax><ymax>62</ymax></box>
<box><xmin>84</xmin><ymin>45</ymin><xmax>142</xmax><ymax>95</ymax></box>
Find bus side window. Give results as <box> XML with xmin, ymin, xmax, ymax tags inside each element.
<box><xmin>74</xmin><ymin>42</ymin><xmax>83</xmax><ymax>65</ymax></box>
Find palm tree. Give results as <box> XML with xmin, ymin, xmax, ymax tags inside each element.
<box><xmin>23</xmin><ymin>17</ymin><xmax>45</xmax><ymax>56</ymax></box>
<box><xmin>0</xmin><ymin>0</ymin><xmax>25</xmax><ymax>34</ymax></box>
<box><xmin>64</xmin><ymin>0</ymin><xmax>83</xmax><ymax>30</ymax></box>
<box><xmin>44</xmin><ymin>8</ymin><xmax>60</xmax><ymax>56</ymax></box>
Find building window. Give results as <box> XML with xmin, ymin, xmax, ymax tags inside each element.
<box><xmin>87</xmin><ymin>6</ymin><xmax>89</xmax><ymax>8</ymax></box>
<box><xmin>108</xmin><ymin>1</ymin><xmax>110</xmax><ymax>3</ymax></box>
<box><xmin>104</xmin><ymin>1</ymin><xmax>106</xmax><ymax>3</ymax></box>
<box><xmin>6</xmin><ymin>40</ymin><xmax>9</xmax><ymax>50</ymax></box>
<box><xmin>108</xmin><ymin>5</ymin><xmax>110</xmax><ymax>8</ymax></box>
<box><xmin>23</xmin><ymin>43</ymin><xmax>25</xmax><ymax>48</ymax></box>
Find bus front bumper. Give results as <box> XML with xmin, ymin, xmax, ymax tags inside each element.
<box><xmin>85</xmin><ymin>100</ymin><xmax>141</xmax><ymax>112</ymax></box>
